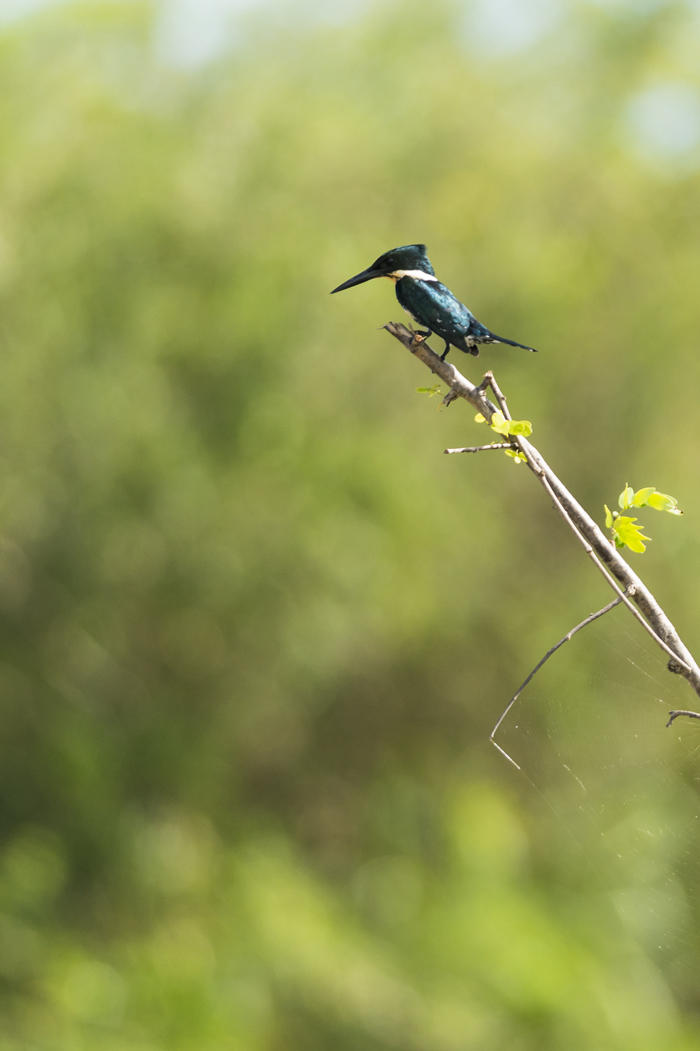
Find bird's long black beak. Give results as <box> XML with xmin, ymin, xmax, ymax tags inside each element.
<box><xmin>330</xmin><ymin>267</ymin><xmax>386</xmax><ymax>293</ymax></box>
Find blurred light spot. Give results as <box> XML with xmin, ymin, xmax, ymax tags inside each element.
<box><xmin>156</xmin><ymin>0</ymin><xmax>374</xmax><ymax>67</ymax></box>
<box><xmin>450</xmin><ymin>782</ymin><xmax>528</xmax><ymax>877</ymax></box>
<box><xmin>156</xmin><ymin>0</ymin><xmax>259</xmax><ymax>67</ymax></box>
<box><xmin>47</xmin><ymin>956</ymin><xmax>126</xmax><ymax>1024</ymax></box>
<box><xmin>0</xmin><ymin>0</ymin><xmax>62</xmax><ymax>23</ymax></box>
<box><xmin>587</xmin><ymin>0</ymin><xmax>667</xmax><ymax>10</ymax></box>
<box><xmin>467</xmin><ymin>0</ymin><xmax>560</xmax><ymax>54</ymax></box>
<box><xmin>625</xmin><ymin>84</ymin><xmax>700</xmax><ymax>165</ymax></box>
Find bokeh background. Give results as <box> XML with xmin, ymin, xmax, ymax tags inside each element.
<box><xmin>1</xmin><ymin>0</ymin><xmax>700</xmax><ymax>1047</ymax></box>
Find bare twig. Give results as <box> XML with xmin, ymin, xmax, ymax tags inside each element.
<box><xmin>384</xmin><ymin>322</ymin><xmax>700</xmax><ymax>703</ymax></box>
<box><xmin>491</xmin><ymin>597</ymin><xmax>624</xmax><ymax>769</ymax></box>
<box><xmin>444</xmin><ymin>443</ymin><xmax>511</xmax><ymax>454</ymax></box>
<box><xmin>477</xmin><ymin>370</ymin><xmax>511</xmax><ymax>420</ymax></box>
<box><xmin>666</xmin><ymin>710</ymin><xmax>700</xmax><ymax>727</ymax></box>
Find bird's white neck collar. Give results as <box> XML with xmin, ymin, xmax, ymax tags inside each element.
<box><xmin>388</xmin><ymin>269</ymin><xmax>438</xmax><ymax>282</ymax></box>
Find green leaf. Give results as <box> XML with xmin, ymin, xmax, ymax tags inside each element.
<box><xmin>629</xmin><ymin>485</ymin><xmax>655</xmax><ymax>507</ymax></box>
<box><xmin>474</xmin><ymin>412</ymin><xmax>486</xmax><ymax>424</ymax></box>
<box><xmin>507</xmin><ymin>419</ymin><xmax>533</xmax><ymax>437</ymax></box>
<box><xmin>489</xmin><ymin>410</ymin><xmax>510</xmax><ymax>435</ymax></box>
<box><xmin>645</xmin><ymin>490</ymin><xmax>683</xmax><ymax>515</ymax></box>
<box><xmin>504</xmin><ymin>448</ymin><xmax>528</xmax><ymax>464</ymax></box>
<box><xmin>617</xmin><ymin>484</ymin><xmax>683</xmax><ymax>515</ymax></box>
<box><xmin>488</xmin><ymin>412</ymin><xmax>533</xmax><ymax>437</ymax></box>
<box><xmin>611</xmin><ymin>515</ymin><xmax>652</xmax><ymax>553</ymax></box>
<box><xmin>604</xmin><ymin>504</ymin><xmax>614</xmax><ymax>529</ymax></box>
<box><xmin>416</xmin><ymin>384</ymin><xmax>442</xmax><ymax>398</ymax></box>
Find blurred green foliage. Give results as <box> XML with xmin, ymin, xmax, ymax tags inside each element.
<box><xmin>0</xmin><ymin>1</ymin><xmax>700</xmax><ymax>1048</ymax></box>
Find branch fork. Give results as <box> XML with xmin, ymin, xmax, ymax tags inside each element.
<box><xmin>384</xmin><ymin>322</ymin><xmax>700</xmax><ymax>753</ymax></box>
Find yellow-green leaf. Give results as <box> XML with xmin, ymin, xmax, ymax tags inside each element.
<box><xmin>474</xmin><ymin>412</ymin><xmax>486</xmax><ymax>424</ymax></box>
<box><xmin>618</xmin><ymin>484</ymin><xmax>683</xmax><ymax>515</ymax></box>
<box><xmin>646</xmin><ymin>490</ymin><xmax>683</xmax><ymax>515</ymax></box>
<box><xmin>507</xmin><ymin>418</ymin><xmax>533</xmax><ymax>437</ymax></box>
<box><xmin>488</xmin><ymin>412</ymin><xmax>533</xmax><ymax>438</ymax></box>
<box><xmin>489</xmin><ymin>411</ymin><xmax>509</xmax><ymax>435</ymax></box>
<box><xmin>604</xmin><ymin>504</ymin><xmax>614</xmax><ymax>529</ymax></box>
<box><xmin>630</xmin><ymin>485</ymin><xmax>655</xmax><ymax>507</ymax></box>
<box><xmin>612</xmin><ymin>515</ymin><xmax>652</xmax><ymax>553</ymax></box>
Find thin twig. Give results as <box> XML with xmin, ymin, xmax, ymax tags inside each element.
<box><xmin>444</xmin><ymin>443</ymin><xmax>511</xmax><ymax>454</ymax></box>
<box><xmin>666</xmin><ymin>710</ymin><xmax>700</xmax><ymax>727</ymax></box>
<box><xmin>491</xmin><ymin>596</ymin><xmax>623</xmax><ymax>769</ymax></box>
<box><xmin>477</xmin><ymin>370</ymin><xmax>511</xmax><ymax>420</ymax></box>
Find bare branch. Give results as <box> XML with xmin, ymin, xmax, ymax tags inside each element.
<box><xmin>383</xmin><ymin>323</ymin><xmax>500</xmax><ymax>421</ymax></box>
<box><xmin>384</xmin><ymin>322</ymin><xmax>700</xmax><ymax>702</ymax></box>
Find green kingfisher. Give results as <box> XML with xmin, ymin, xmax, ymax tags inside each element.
<box><xmin>331</xmin><ymin>244</ymin><xmax>537</xmax><ymax>361</ymax></box>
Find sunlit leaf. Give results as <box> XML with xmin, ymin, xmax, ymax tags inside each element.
<box><xmin>611</xmin><ymin>515</ymin><xmax>652</xmax><ymax>553</ymax></box>
<box><xmin>629</xmin><ymin>485</ymin><xmax>654</xmax><ymax>507</ymax></box>
<box><xmin>489</xmin><ymin>411</ymin><xmax>509</xmax><ymax>435</ymax></box>
<box><xmin>507</xmin><ymin>419</ymin><xmax>533</xmax><ymax>437</ymax></box>
<box><xmin>488</xmin><ymin>413</ymin><xmax>533</xmax><ymax>438</ymax></box>
<box><xmin>617</xmin><ymin>484</ymin><xmax>683</xmax><ymax>515</ymax></box>
<box><xmin>645</xmin><ymin>490</ymin><xmax>683</xmax><ymax>515</ymax></box>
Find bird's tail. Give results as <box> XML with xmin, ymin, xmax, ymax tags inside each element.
<box><xmin>490</xmin><ymin>332</ymin><xmax>537</xmax><ymax>353</ymax></box>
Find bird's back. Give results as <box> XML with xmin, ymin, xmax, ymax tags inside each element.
<box><xmin>395</xmin><ymin>277</ymin><xmax>475</xmax><ymax>348</ymax></box>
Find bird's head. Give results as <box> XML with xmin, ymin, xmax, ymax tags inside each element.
<box><xmin>331</xmin><ymin>244</ymin><xmax>435</xmax><ymax>293</ymax></box>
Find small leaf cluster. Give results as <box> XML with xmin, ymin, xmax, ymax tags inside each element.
<box><xmin>487</xmin><ymin>411</ymin><xmax>533</xmax><ymax>439</ymax></box>
<box><xmin>604</xmin><ymin>484</ymin><xmax>683</xmax><ymax>554</ymax></box>
<box><xmin>474</xmin><ymin>411</ymin><xmax>533</xmax><ymax>464</ymax></box>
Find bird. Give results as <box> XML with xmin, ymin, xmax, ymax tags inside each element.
<box><xmin>331</xmin><ymin>244</ymin><xmax>537</xmax><ymax>361</ymax></box>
